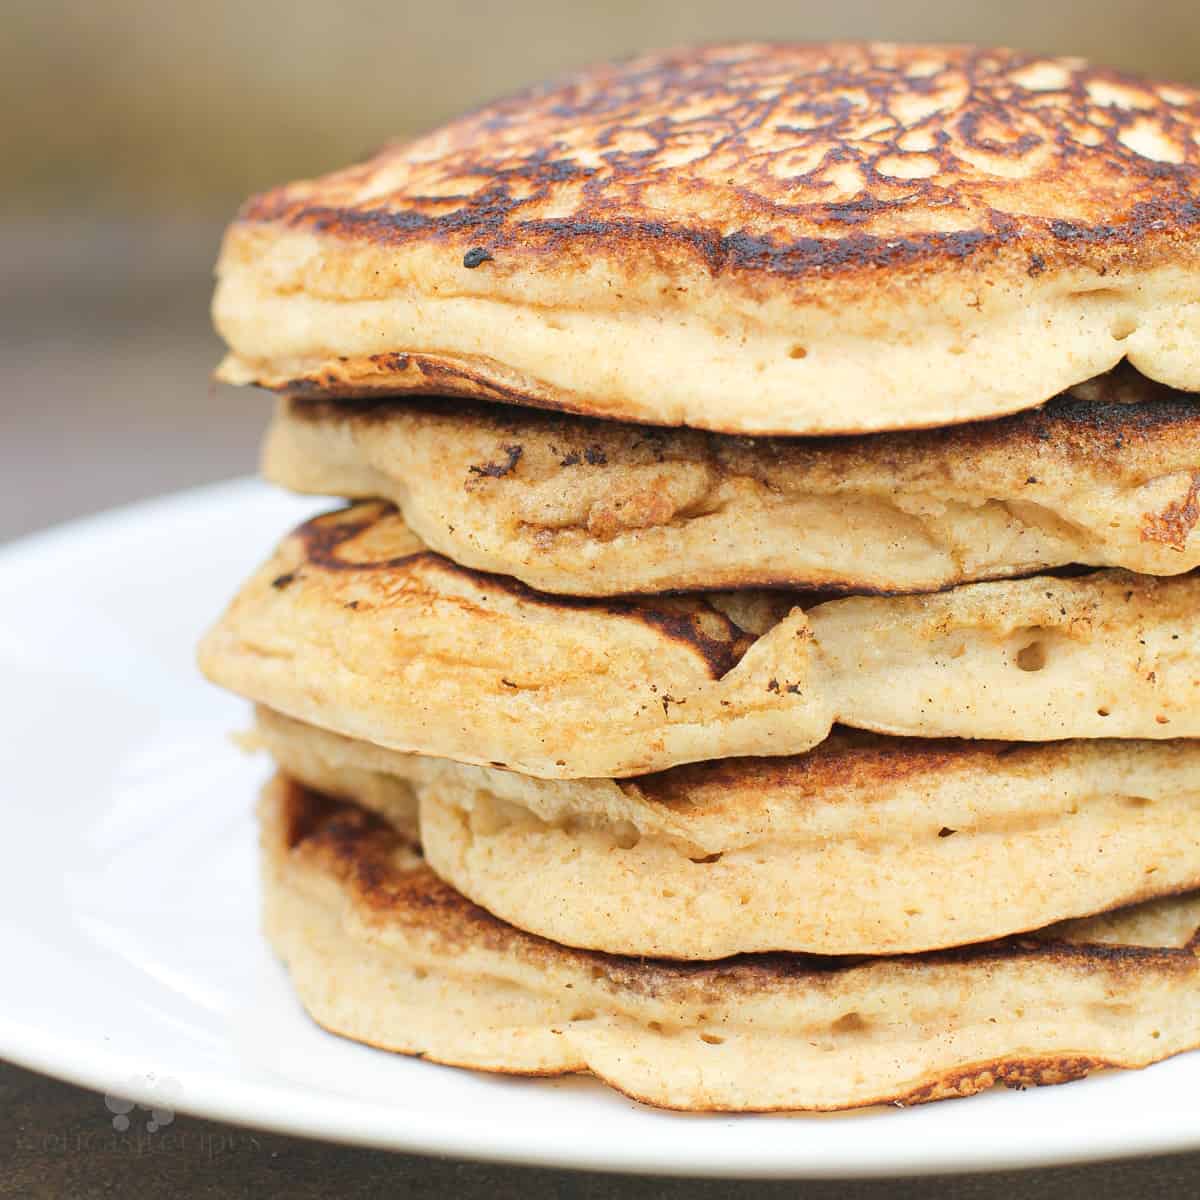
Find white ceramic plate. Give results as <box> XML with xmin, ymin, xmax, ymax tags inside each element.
<box><xmin>2</xmin><ymin>478</ymin><xmax>1199</xmax><ymax>1179</ymax></box>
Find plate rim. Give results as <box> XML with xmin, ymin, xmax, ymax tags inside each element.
<box><xmin>4</xmin><ymin>1005</ymin><xmax>1199</xmax><ymax>1180</ymax></box>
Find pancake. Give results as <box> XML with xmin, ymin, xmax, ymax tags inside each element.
<box><xmin>198</xmin><ymin>502</ymin><xmax>1200</xmax><ymax>779</ymax></box>
<box><xmin>257</xmin><ymin>706</ymin><xmax>1200</xmax><ymax>959</ymax></box>
<box><xmin>264</xmin><ymin>368</ymin><xmax>1200</xmax><ymax>596</ymax></box>
<box><xmin>262</xmin><ymin>775</ymin><xmax>1200</xmax><ymax>1112</ymax></box>
<box><xmin>215</xmin><ymin>43</ymin><xmax>1200</xmax><ymax>436</ymax></box>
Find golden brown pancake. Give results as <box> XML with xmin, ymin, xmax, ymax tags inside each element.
<box><xmin>216</xmin><ymin>43</ymin><xmax>1200</xmax><ymax>435</ymax></box>
<box><xmin>198</xmin><ymin>502</ymin><xmax>1200</xmax><ymax>779</ymax></box>
<box><xmin>262</xmin><ymin>775</ymin><xmax>1200</xmax><ymax>1112</ymax></box>
<box><xmin>257</xmin><ymin>706</ymin><xmax>1200</xmax><ymax>959</ymax></box>
<box><xmin>264</xmin><ymin>367</ymin><xmax>1200</xmax><ymax>596</ymax></box>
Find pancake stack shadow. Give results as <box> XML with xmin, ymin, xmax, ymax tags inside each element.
<box><xmin>198</xmin><ymin>43</ymin><xmax>1200</xmax><ymax>1111</ymax></box>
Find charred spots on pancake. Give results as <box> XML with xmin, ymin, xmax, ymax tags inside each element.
<box><xmin>249</xmin><ymin>144</ymin><xmax>597</xmax><ymax>255</ymax></box>
<box><xmin>559</xmin><ymin>444</ymin><xmax>609</xmax><ymax>467</ymax></box>
<box><xmin>1049</xmin><ymin>196</ymin><xmax>1200</xmax><ymax>245</ymax></box>
<box><xmin>294</xmin><ymin>794</ymin><xmax>477</xmax><ymax>923</ymax></box>
<box><xmin>921</xmin><ymin>928</ymin><xmax>1200</xmax><ymax>976</ymax></box>
<box><xmin>254</xmin><ymin>198</ymin><xmax>1055</xmax><ymax>282</ymax></box>
<box><xmin>719</xmin><ymin>226</ymin><xmax>1006</xmax><ymax>274</ymax></box>
<box><xmin>289</xmin><ymin>503</ymin><xmax>430</xmax><ymax>573</ymax></box>
<box><xmin>1141</xmin><ymin>474</ymin><xmax>1200</xmax><ymax>549</ymax></box>
<box><xmin>287</xmin><ymin>789</ymin><xmax>1200</xmax><ymax>1012</ymax></box>
<box><xmin>586</xmin><ymin>596</ymin><xmax>761</xmax><ymax>677</ymax></box>
<box><xmin>765</xmin><ymin>678</ymin><xmax>803</xmax><ymax>696</ymax></box>
<box><xmin>763</xmin><ymin>678</ymin><xmax>801</xmax><ymax>695</ymax></box>
<box><xmin>956</xmin><ymin>107</ymin><xmax>1043</xmax><ymax>157</ymax></box>
<box><xmin>288</xmin><ymin>393</ymin><xmax>610</xmax><ymax>451</ymax></box>
<box><xmin>651</xmin><ymin>610</ymin><xmax>758</xmax><ymax>678</ymax></box>
<box><xmin>477</xmin><ymin>572</ymin><xmax>769</xmax><ymax>678</ymax></box>
<box><xmin>378</xmin><ymin>352</ymin><xmax>412</xmax><ymax>373</ymax></box>
<box><xmin>462</xmin><ymin>246</ymin><xmax>494</xmax><ymax>268</ymax></box>
<box><xmin>468</xmin><ymin>444</ymin><xmax>524</xmax><ymax>478</ymax></box>
<box><xmin>282</xmin><ymin>787</ymin><xmax>421</xmax><ymax>908</ymax></box>
<box><xmin>1032</xmin><ymin>373</ymin><xmax>1200</xmax><ymax>450</ymax></box>
<box><xmin>588</xmin><ymin>596</ymin><xmax>763</xmax><ymax>679</ymax></box>
<box><xmin>899</xmin><ymin>1056</ymin><xmax>1106</xmax><ymax>1105</ymax></box>
<box><xmin>238</xmin><ymin>44</ymin><xmax>1200</xmax><ymax>286</ymax></box>
<box><xmin>1042</xmin><ymin>394</ymin><xmax>1198</xmax><ymax>436</ymax></box>
<box><xmin>629</xmin><ymin>430</ymin><xmax>670</xmax><ymax>463</ymax></box>
<box><xmin>848</xmin><ymin>365</ymin><xmax>1200</xmax><ymax>469</ymax></box>
<box><xmin>277</xmin><ymin>376</ymin><xmax>327</xmax><ymax>396</ymax></box>
<box><xmin>292</xmin><ymin>507</ymin><xmax>378</xmax><ymax>560</ymax></box>
<box><xmin>286</xmin><ymin>504</ymin><xmax>773</xmax><ymax>677</ymax></box>
<box><xmin>286</xmin><ymin>785</ymin><xmax>599</xmax><ymax>959</ymax></box>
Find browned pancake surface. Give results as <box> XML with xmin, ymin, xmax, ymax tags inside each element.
<box><xmin>215</xmin><ymin>44</ymin><xmax>1200</xmax><ymax>434</ymax></box>
<box><xmin>242</xmin><ymin>44</ymin><xmax>1200</xmax><ymax>291</ymax></box>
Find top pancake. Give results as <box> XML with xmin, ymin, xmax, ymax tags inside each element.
<box><xmin>216</xmin><ymin>43</ymin><xmax>1200</xmax><ymax>435</ymax></box>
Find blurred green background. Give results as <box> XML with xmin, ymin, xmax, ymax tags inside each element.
<box><xmin>3</xmin><ymin>0</ymin><xmax>1199</xmax><ymax>541</ymax></box>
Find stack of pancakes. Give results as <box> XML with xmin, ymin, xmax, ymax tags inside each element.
<box><xmin>199</xmin><ymin>43</ymin><xmax>1200</xmax><ymax>1111</ymax></box>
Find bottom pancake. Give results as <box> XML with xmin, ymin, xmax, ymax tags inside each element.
<box><xmin>257</xmin><ymin>706</ymin><xmax>1200</xmax><ymax>958</ymax></box>
<box><xmin>262</xmin><ymin>775</ymin><xmax>1200</xmax><ymax>1113</ymax></box>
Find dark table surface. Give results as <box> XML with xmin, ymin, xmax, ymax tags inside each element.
<box><xmin>2</xmin><ymin>221</ymin><xmax>1198</xmax><ymax>1197</ymax></box>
